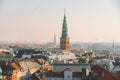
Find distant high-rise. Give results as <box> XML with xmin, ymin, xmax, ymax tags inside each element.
<box><xmin>60</xmin><ymin>9</ymin><xmax>70</xmax><ymax>52</ymax></box>
<box><xmin>112</xmin><ymin>40</ymin><xmax>115</xmax><ymax>53</ymax></box>
<box><xmin>54</xmin><ymin>33</ymin><xmax>56</xmax><ymax>46</ymax></box>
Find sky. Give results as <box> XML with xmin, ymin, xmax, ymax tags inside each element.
<box><xmin>0</xmin><ymin>0</ymin><xmax>120</xmax><ymax>43</ymax></box>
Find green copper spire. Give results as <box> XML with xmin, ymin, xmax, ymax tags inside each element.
<box><xmin>62</xmin><ymin>9</ymin><xmax>68</xmax><ymax>38</ymax></box>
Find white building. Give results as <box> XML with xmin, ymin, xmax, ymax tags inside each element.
<box><xmin>111</xmin><ymin>65</ymin><xmax>120</xmax><ymax>75</ymax></box>
<box><xmin>49</xmin><ymin>51</ymin><xmax>76</xmax><ymax>61</ymax></box>
<box><xmin>92</xmin><ymin>59</ymin><xmax>115</xmax><ymax>71</ymax></box>
<box><xmin>46</xmin><ymin>63</ymin><xmax>91</xmax><ymax>80</ymax></box>
<box><xmin>22</xmin><ymin>53</ymin><xmax>31</xmax><ymax>58</ymax></box>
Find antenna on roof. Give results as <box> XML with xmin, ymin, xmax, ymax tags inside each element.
<box><xmin>54</xmin><ymin>33</ymin><xmax>56</xmax><ymax>46</ymax></box>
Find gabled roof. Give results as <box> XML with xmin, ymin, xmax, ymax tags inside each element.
<box><xmin>11</xmin><ymin>62</ymin><xmax>20</xmax><ymax>70</ymax></box>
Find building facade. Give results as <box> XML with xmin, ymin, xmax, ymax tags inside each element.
<box><xmin>46</xmin><ymin>63</ymin><xmax>91</xmax><ymax>80</ymax></box>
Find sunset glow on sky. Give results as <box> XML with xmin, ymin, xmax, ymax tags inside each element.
<box><xmin>0</xmin><ymin>0</ymin><xmax>120</xmax><ymax>43</ymax></box>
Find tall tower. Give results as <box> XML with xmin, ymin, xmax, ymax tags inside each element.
<box><xmin>60</xmin><ymin>9</ymin><xmax>70</xmax><ymax>52</ymax></box>
<box><xmin>112</xmin><ymin>40</ymin><xmax>114</xmax><ymax>53</ymax></box>
<box><xmin>54</xmin><ymin>33</ymin><xmax>56</xmax><ymax>46</ymax></box>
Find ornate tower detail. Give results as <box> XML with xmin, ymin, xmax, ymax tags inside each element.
<box><xmin>60</xmin><ymin>9</ymin><xmax>70</xmax><ymax>52</ymax></box>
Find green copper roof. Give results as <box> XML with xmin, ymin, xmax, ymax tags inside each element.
<box><xmin>62</xmin><ymin>12</ymin><xmax>68</xmax><ymax>38</ymax></box>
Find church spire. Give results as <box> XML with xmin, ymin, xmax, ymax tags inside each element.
<box><xmin>62</xmin><ymin>8</ymin><xmax>68</xmax><ymax>38</ymax></box>
<box><xmin>64</xmin><ymin>8</ymin><xmax>66</xmax><ymax>17</ymax></box>
<box><xmin>60</xmin><ymin>9</ymin><xmax>70</xmax><ymax>52</ymax></box>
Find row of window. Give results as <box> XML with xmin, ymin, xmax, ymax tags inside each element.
<box><xmin>61</xmin><ymin>46</ymin><xmax>69</xmax><ymax>49</ymax></box>
<box><xmin>61</xmin><ymin>42</ymin><xmax>69</xmax><ymax>44</ymax></box>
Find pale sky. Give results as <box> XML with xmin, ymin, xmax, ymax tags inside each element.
<box><xmin>0</xmin><ymin>0</ymin><xmax>120</xmax><ymax>43</ymax></box>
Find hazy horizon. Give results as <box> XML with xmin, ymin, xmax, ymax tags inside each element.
<box><xmin>0</xmin><ymin>0</ymin><xmax>120</xmax><ymax>43</ymax></box>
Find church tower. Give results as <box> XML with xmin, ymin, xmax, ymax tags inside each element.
<box><xmin>60</xmin><ymin>9</ymin><xmax>70</xmax><ymax>52</ymax></box>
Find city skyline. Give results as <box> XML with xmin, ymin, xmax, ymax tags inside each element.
<box><xmin>0</xmin><ymin>0</ymin><xmax>120</xmax><ymax>43</ymax></box>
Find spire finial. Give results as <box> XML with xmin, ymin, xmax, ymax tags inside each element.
<box><xmin>64</xmin><ymin>8</ymin><xmax>66</xmax><ymax>16</ymax></box>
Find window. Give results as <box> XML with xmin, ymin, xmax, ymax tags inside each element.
<box><xmin>67</xmin><ymin>75</ymin><xmax>70</xmax><ymax>78</ymax></box>
<box><xmin>67</xmin><ymin>42</ymin><xmax>69</xmax><ymax>44</ymax></box>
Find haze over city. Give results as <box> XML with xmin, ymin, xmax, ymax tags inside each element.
<box><xmin>0</xmin><ymin>0</ymin><xmax>120</xmax><ymax>43</ymax></box>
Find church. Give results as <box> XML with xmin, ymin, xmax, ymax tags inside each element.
<box><xmin>48</xmin><ymin>10</ymin><xmax>76</xmax><ymax>61</ymax></box>
<box><xmin>60</xmin><ymin>10</ymin><xmax>70</xmax><ymax>52</ymax></box>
